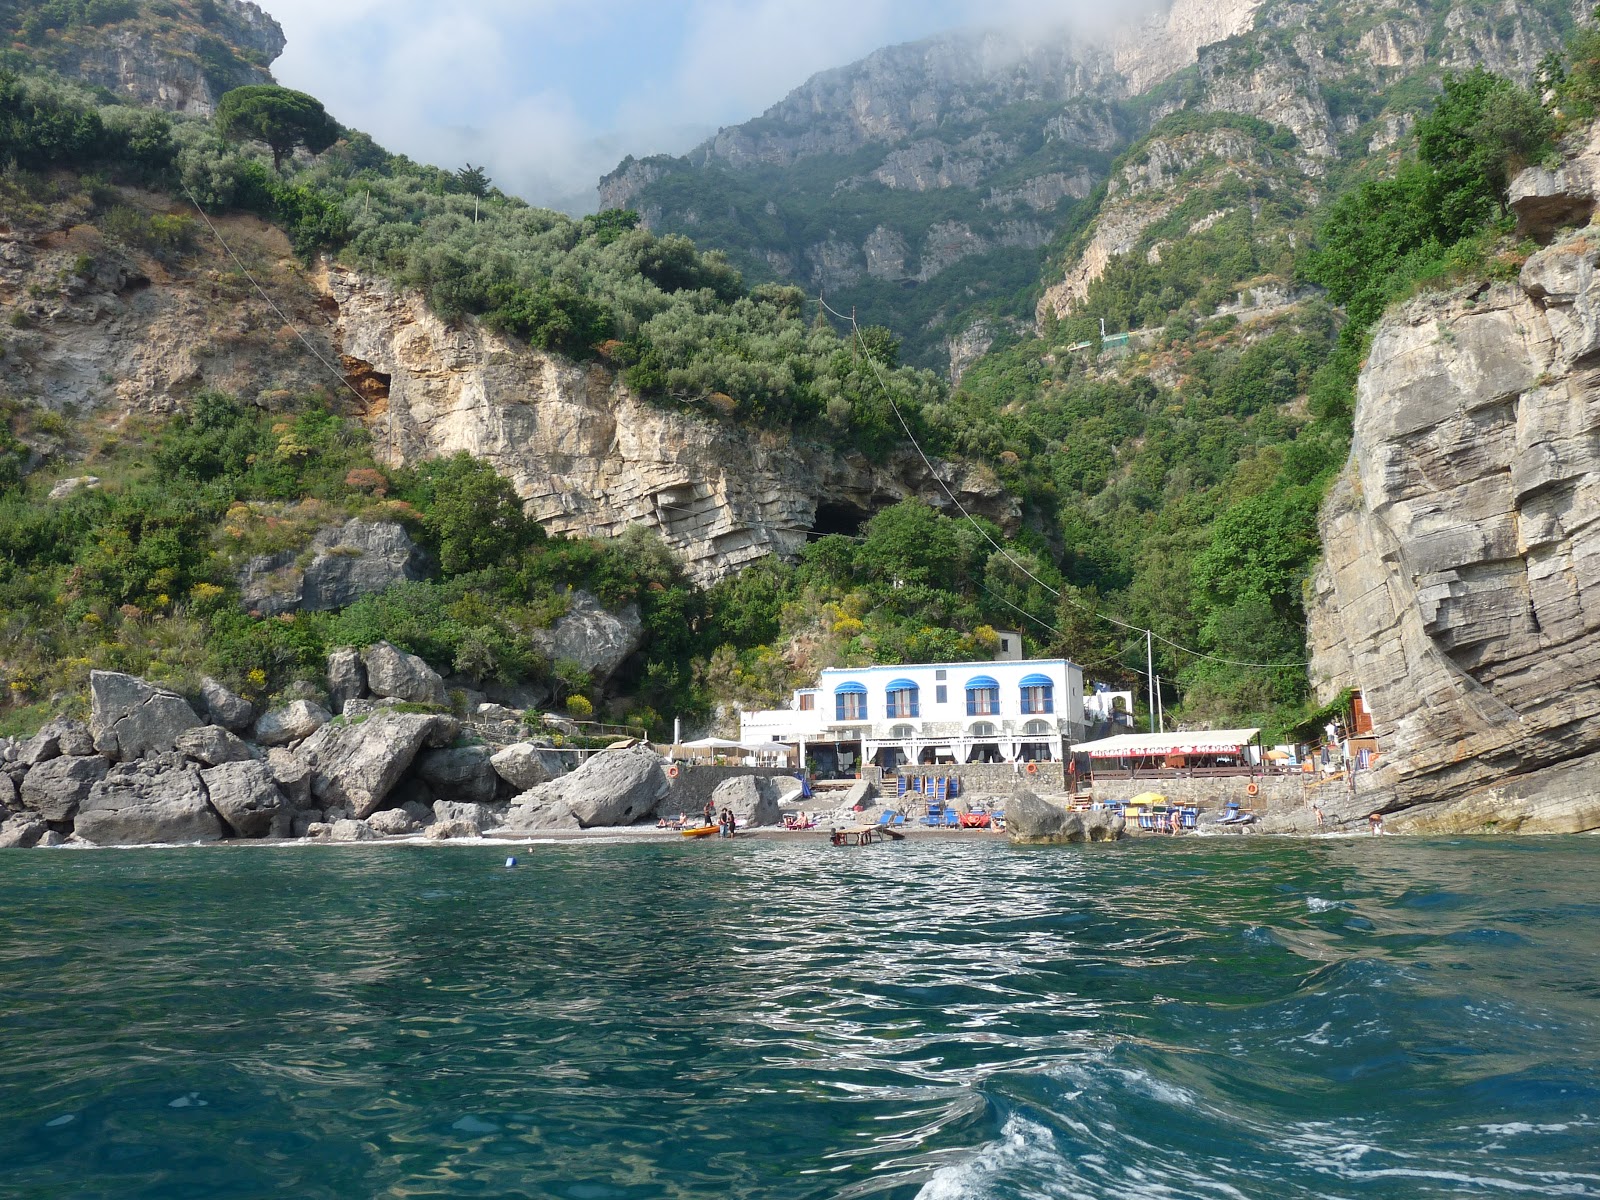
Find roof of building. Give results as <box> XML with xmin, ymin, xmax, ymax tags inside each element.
<box><xmin>1073</xmin><ymin>729</ymin><xmax>1261</xmax><ymax>759</ymax></box>
<box><xmin>818</xmin><ymin>657</ymin><xmax>1077</xmax><ymax>676</ymax></box>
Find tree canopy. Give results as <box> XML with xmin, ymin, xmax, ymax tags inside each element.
<box><xmin>215</xmin><ymin>85</ymin><xmax>340</xmax><ymax>171</ymax></box>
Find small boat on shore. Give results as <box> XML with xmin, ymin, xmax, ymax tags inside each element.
<box><xmin>680</xmin><ymin>825</ymin><xmax>719</xmax><ymax>838</ymax></box>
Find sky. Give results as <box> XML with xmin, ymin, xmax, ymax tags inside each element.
<box><xmin>262</xmin><ymin>0</ymin><xmax>1132</xmax><ymax>213</ymax></box>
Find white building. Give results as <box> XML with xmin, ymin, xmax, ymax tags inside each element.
<box><xmin>740</xmin><ymin>658</ymin><xmax>1086</xmax><ymax>774</ymax></box>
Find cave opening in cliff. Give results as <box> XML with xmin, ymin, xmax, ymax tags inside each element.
<box><xmin>811</xmin><ymin>502</ymin><xmax>870</xmax><ymax>539</ymax></box>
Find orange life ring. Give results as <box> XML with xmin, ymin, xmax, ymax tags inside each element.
<box><xmin>1246</xmin><ymin>782</ymin><xmax>1259</xmax><ymax>796</ymax></box>
<box><xmin>666</xmin><ymin>764</ymin><xmax>680</xmax><ymax>779</ymax></box>
<box><xmin>1025</xmin><ymin>761</ymin><xmax>1039</xmax><ymax>775</ymax></box>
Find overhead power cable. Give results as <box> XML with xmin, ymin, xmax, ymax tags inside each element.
<box><xmin>817</xmin><ymin>296</ymin><xmax>1312</xmax><ymax>671</ymax></box>
<box><xmin>181</xmin><ymin>186</ymin><xmax>374</xmax><ymax>412</ymax></box>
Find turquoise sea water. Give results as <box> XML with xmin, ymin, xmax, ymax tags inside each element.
<box><xmin>2</xmin><ymin>835</ymin><xmax>1598</xmax><ymax>1199</ymax></box>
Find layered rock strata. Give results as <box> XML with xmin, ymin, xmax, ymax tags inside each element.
<box><xmin>1307</xmin><ymin>220</ymin><xmax>1600</xmax><ymax>834</ymax></box>
<box><xmin>325</xmin><ymin>268</ymin><xmax>1016</xmax><ymax>585</ymax></box>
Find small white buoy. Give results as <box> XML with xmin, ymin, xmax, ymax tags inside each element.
<box><xmin>504</xmin><ymin>856</ymin><xmax>517</xmax><ymax>868</ymax></box>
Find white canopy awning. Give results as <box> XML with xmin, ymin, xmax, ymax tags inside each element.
<box><xmin>1073</xmin><ymin>729</ymin><xmax>1261</xmax><ymax>760</ymax></box>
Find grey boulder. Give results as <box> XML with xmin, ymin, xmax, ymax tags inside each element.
<box><xmin>326</xmin><ymin>647</ymin><xmax>368</xmax><ymax>714</ymax></box>
<box><xmin>425</xmin><ymin>819</ymin><xmax>481</xmax><ymax>840</ymax></box>
<box><xmin>20</xmin><ymin>754</ymin><xmax>110</xmax><ymax>822</ymax></box>
<box><xmin>328</xmin><ymin>818</ymin><xmax>378</xmax><ymax>842</ymax></box>
<box><xmin>710</xmin><ymin>775</ymin><xmax>783</xmax><ymax>828</ymax></box>
<box><xmin>296</xmin><ymin>710</ymin><xmax>453</xmax><ymax>819</ymax></box>
<box><xmin>490</xmin><ymin>742</ymin><xmax>555</xmax><ymax>791</ymax></box>
<box><xmin>200</xmin><ymin>676</ymin><xmax>255</xmax><ymax>732</ymax></box>
<box><xmin>362</xmin><ymin>641</ymin><xmax>447</xmax><ymax>706</ymax></box>
<box><xmin>535</xmin><ymin>589</ymin><xmax>643</xmax><ymax>684</ymax></box>
<box><xmin>201</xmin><ymin>760</ymin><xmax>289</xmax><ymax>839</ymax></box>
<box><xmin>0</xmin><ymin>814</ymin><xmax>49</xmax><ymax>849</ymax></box>
<box><xmin>506</xmin><ymin>745</ymin><xmax>665</xmax><ymax>830</ymax></box>
<box><xmin>432</xmin><ymin>799</ymin><xmax>504</xmax><ymax>830</ymax></box>
<box><xmin>366</xmin><ymin>808</ymin><xmax>419</xmax><ymax>836</ymax></box>
<box><xmin>265</xmin><ymin>747</ymin><xmax>314</xmax><ymax>807</ymax></box>
<box><xmin>89</xmin><ymin>671</ymin><xmax>203</xmax><ymax>761</ymax></box>
<box><xmin>238</xmin><ymin>519</ymin><xmax>428</xmax><ymax>617</ymax></box>
<box><xmin>415</xmin><ymin>745</ymin><xmax>498</xmax><ymax>804</ymax></box>
<box><xmin>1006</xmin><ymin>789</ymin><xmax>1124</xmax><ymax>844</ymax></box>
<box><xmin>75</xmin><ymin>761</ymin><xmax>223</xmax><ymax>845</ymax></box>
<box><xmin>252</xmin><ymin>700</ymin><xmax>332</xmax><ymax>747</ymax></box>
<box><xmin>174</xmin><ymin>725</ymin><xmax>255</xmax><ymax>766</ymax></box>
<box><xmin>16</xmin><ymin>718</ymin><xmax>95</xmax><ymax>766</ymax></box>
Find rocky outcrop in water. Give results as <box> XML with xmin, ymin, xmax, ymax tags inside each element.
<box><xmin>1006</xmin><ymin>789</ymin><xmax>1125</xmax><ymax>843</ymax></box>
<box><xmin>1306</xmin><ymin>133</ymin><xmax>1600</xmax><ymax>835</ymax></box>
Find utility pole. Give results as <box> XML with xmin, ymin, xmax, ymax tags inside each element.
<box><xmin>1146</xmin><ymin>629</ymin><xmax>1156</xmax><ymax>734</ymax></box>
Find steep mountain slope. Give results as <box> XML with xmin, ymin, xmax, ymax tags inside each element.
<box><xmin>0</xmin><ymin>0</ymin><xmax>281</xmax><ymax>114</ymax></box>
<box><xmin>599</xmin><ymin>0</ymin><xmax>1265</xmax><ymax>373</ymax></box>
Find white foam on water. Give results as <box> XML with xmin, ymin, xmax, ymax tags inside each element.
<box><xmin>915</xmin><ymin>1116</ymin><xmax>1075</xmax><ymax>1200</ymax></box>
<box><xmin>1479</xmin><ymin>1122</ymin><xmax>1571</xmax><ymax>1135</ymax></box>
<box><xmin>166</xmin><ymin>1092</ymin><xmax>207</xmax><ymax>1108</ymax></box>
<box><xmin>1305</xmin><ymin>897</ymin><xmax>1344</xmax><ymax>912</ymax></box>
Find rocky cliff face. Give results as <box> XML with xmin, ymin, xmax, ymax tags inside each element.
<box><xmin>596</xmin><ymin>0</ymin><xmax>1265</xmax><ymax>369</ymax></box>
<box><xmin>1038</xmin><ymin>0</ymin><xmax>1581</xmax><ymax>328</ymax></box>
<box><xmin>16</xmin><ymin>0</ymin><xmax>283</xmax><ymax>116</ymax></box>
<box><xmin>1305</xmin><ymin>128</ymin><xmax>1600</xmax><ymax>836</ymax></box>
<box><xmin>324</xmin><ymin>267</ymin><xmax>1016</xmax><ymax>586</ymax></box>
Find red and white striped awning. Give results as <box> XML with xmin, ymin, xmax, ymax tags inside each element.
<box><xmin>1073</xmin><ymin>729</ymin><xmax>1260</xmax><ymax>759</ymax></box>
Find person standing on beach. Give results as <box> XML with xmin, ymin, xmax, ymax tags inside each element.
<box><xmin>702</xmin><ymin>798</ymin><xmax>716</xmax><ymax>828</ymax></box>
<box><xmin>1313</xmin><ymin>805</ymin><xmax>1325</xmax><ymax>830</ymax></box>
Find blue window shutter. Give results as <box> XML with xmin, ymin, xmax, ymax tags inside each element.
<box><xmin>966</xmin><ymin>695</ymin><xmax>976</xmax><ymax>716</ymax></box>
<box><xmin>836</xmin><ymin>694</ymin><xmax>845</xmax><ymax>721</ymax></box>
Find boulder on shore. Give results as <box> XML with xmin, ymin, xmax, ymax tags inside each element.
<box><xmin>426</xmin><ymin>818</ymin><xmax>481</xmax><ymax>840</ymax></box>
<box><xmin>174</xmin><ymin>725</ymin><xmax>255</xmax><ymax>766</ymax></box>
<box><xmin>201</xmin><ymin>760</ymin><xmax>289</xmax><ymax>839</ymax></box>
<box><xmin>326</xmin><ymin>647</ymin><xmax>367</xmax><ymax>714</ymax></box>
<box><xmin>265</xmin><ymin>747</ymin><xmax>314</xmax><ymax>808</ymax></box>
<box><xmin>252</xmin><ymin>700</ymin><xmax>332</xmax><ymax>748</ymax></box>
<box><xmin>1006</xmin><ymin>789</ymin><xmax>1124</xmax><ymax>844</ymax></box>
<box><xmin>505</xmin><ymin>745</ymin><xmax>666</xmax><ymax>830</ymax></box>
<box><xmin>19</xmin><ymin>754</ymin><xmax>110</xmax><ymax>822</ymax></box>
<box><xmin>200</xmin><ymin>676</ymin><xmax>254</xmax><ymax>732</ymax></box>
<box><xmin>432</xmin><ymin>799</ymin><xmax>503</xmax><ymax>831</ymax></box>
<box><xmin>296</xmin><ymin>710</ymin><xmax>454</xmax><ymax>819</ymax></box>
<box><xmin>89</xmin><ymin>671</ymin><xmax>204</xmax><ymax>761</ymax></box>
<box><xmin>75</xmin><ymin>760</ymin><xmax>223</xmax><ymax>845</ymax></box>
<box><xmin>329</xmin><ymin>818</ymin><xmax>378</xmax><ymax>841</ymax></box>
<box><xmin>490</xmin><ymin>742</ymin><xmax>554</xmax><ymax>791</ymax></box>
<box><xmin>0</xmin><ymin>814</ymin><xmax>50</xmax><ymax>849</ymax></box>
<box><xmin>362</xmin><ymin>641</ymin><xmax>447</xmax><ymax>706</ymax></box>
<box><xmin>415</xmin><ymin>745</ymin><xmax>498</xmax><ymax>805</ymax></box>
<box><xmin>16</xmin><ymin>718</ymin><xmax>95</xmax><ymax>766</ymax></box>
<box><xmin>366</xmin><ymin>808</ymin><xmax>418</xmax><ymax>836</ymax></box>
<box><xmin>710</xmin><ymin>775</ymin><xmax>783</xmax><ymax>827</ymax></box>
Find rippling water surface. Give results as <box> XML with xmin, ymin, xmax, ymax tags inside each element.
<box><xmin>3</xmin><ymin>836</ymin><xmax>1599</xmax><ymax>1199</ymax></box>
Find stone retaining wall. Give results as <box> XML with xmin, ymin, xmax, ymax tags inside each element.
<box><xmin>1089</xmin><ymin>772</ymin><xmax>1348</xmax><ymax>813</ymax></box>
<box><xmin>888</xmin><ymin>761</ymin><xmax>1068</xmax><ymax>797</ymax></box>
<box><xmin>658</xmin><ymin>766</ymin><xmax>798</xmax><ymax>818</ymax></box>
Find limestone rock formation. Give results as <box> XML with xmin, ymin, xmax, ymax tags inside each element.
<box><xmin>506</xmin><ymin>745</ymin><xmax>667</xmax><ymax>830</ymax></box>
<box><xmin>15</xmin><ymin>719</ymin><xmax>94</xmax><ymax>766</ymax></box>
<box><xmin>326</xmin><ymin>648</ymin><xmax>368</xmax><ymax>715</ymax></box>
<box><xmin>327</xmin><ymin>267</ymin><xmax>1016</xmax><ymax>584</ymax></box>
<box><xmin>362</xmin><ymin>641</ymin><xmax>448</xmax><ymax>707</ymax></box>
<box><xmin>490</xmin><ymin>743</ymin><xmax>555</xmax><ymax>792</ymax></box>
<box><xmin>1307</xmin><ymin>159</ymin><xmax>1600</xmax><ymax>833</ymax></box>
<box><xmin>538</xmin><ymin>590</ymin><xmax>643</xmax><ymax>683</ymax></box>
<box><xmin>709</xmin><ymin>775</ymin><xmax>783</xmax><ymax>827</ymax></box>
<box><xmin>201</xmin><ymin>760</ymin><xmax>289</xmax><ymax>838</ymax></box>
<box><xmin>1006</xmin><ymin>789</ymin><xmax>1124</xmax><ymax>843</ymax></box>
<box><xmin>414</xmin><ymin>746</ymin><xmax>499</xmax><ymax>806</ymax></box>
<box><xmin>89</xmin><ymin>671</ymin><xmax>203</xmax><ymax>762</ymax></box>
<box><xmin>75</xmin><ymin>760</ymin><xmax>223</xmax><ymax>845</ymax></box>
<box><xmin>295</xmin><ymin>710</ymin><xmax>454</xmax><ymax>819</ymax></box>
<box><xmin>238</xmin><ymin>519</ymin><xmax>428</xmax><ymax>616</ymax></box>
<box><xmin>174</xmin><ymin>725</ymin><xmax>256</xmax><ymax>766</ymax></box>
<box><xmin>19</xmin><ymin>755</ymin><xmax>110</xmax><ymax>823</ymax></box>
<box><xmin>251</xmin><ymin>700</ymin><xmax>332</xmax><ymax>748</ymax></box>
<box><xmin>200</xmin><ymin>677</ymin><xmax>255</xmax><ymax>732</ymax></box>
